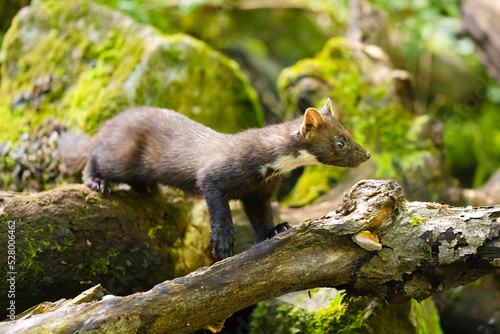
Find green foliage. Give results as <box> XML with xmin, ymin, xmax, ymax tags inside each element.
<box><xmin>367</xmin><ymin>0</ymin><xmax>461</xmax><ymax>56</ymax></box>
<box><xmin>20</xmin><ymin>236</ymin><xmax>45</xmax><ymax>279</ymax></box>
<box><xmin>89</xmin><ymin>248</ymin><xmax>119</xmax><ymax>276</ymax></box>
<box><xmin>444</xmin><ymin>102</ymin><xmax>500</xmax><ymax>187</ymax></box>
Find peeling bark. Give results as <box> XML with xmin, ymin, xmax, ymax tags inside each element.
<box><xmin>2</xmin><ymin>179</ymin><xmax>500</xmax><ymax>333</ymax></box>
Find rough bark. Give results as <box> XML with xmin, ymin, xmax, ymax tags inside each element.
<box><xmin>2</xmin><ymin>179</ymin><xmax>500</xmax><ymax>333</ymax></box>
<box><xmin>462</xmin><ymin>0</ymin><xmax>500</xmax><ymax>83</ymax></box>
<box><xmin>0</xmin><ymin>184</ymin><xmax>211</xmax><ymax>312</ymax></box>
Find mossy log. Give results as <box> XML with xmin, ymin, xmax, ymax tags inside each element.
<box><xmin>0</xmin><ymin>184</ymin><xmax>211</xmax><ymax>312</ymax></box>
<box><xmin>2</xmin><ymin>179</ymin><xmax>500</xmax><ymax>333</ymax></box>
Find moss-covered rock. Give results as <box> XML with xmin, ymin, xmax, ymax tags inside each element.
<box><xmin>0</xmin><ymin>0</ymin><xmax>263</xmax><ymax>141</ymax></box>
<box><xmin>250</xmin><ymin>289</ymin><xmax>443</xmax><ymax>334</ymax></box>
<box><xmin>89</xmin><ymin>0</ymin><xmax>349</xmax><ymax>123</ymax></box>
<box><xmin>278</xmin><ymin>38</ymin><xmax>457</xmax><ymax>204</ymax></box>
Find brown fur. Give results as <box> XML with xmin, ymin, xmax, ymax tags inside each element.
<box><xmin>60</xmin><ymin>99</ymin><xmax>370</xmax><ymax>259</ymax></box>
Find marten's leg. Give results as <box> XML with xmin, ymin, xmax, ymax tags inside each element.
<box><xmin>82</xmin><ymin>154</ymin><xmax>110</xmax><ymax>193</ymax></box>
<box><xmin>242</xmin><ymin>193</ymin><xmax>292</xmax><ymax>240</ymax></box>
<box><xmin>203</xmin><ymin>190</ymin><xmax>235</xmax><ymax>261</ymax></box>
<box><xmin>241</xmin><ymin>192</ymin><xmax>275</xmax><ymax>242</ymax></box>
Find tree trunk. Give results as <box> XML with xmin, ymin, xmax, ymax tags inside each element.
<box><xmin>2</xmin><ymin>179</ymin><xmax>500</xmax><ymax>333</ymax></box>
<box><xmin>0</xmin><ymin>185</ymin><xmax>211</xmax><ymax>312</ymax></box>
<box><xmin>462</xmin><ymin>0</ymin><xmax>500</xmax><ymax>83</ymax></box>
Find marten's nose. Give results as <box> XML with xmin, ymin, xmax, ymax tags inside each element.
<box><xmin>365</xmin><ymin>152</ymin><xmax>371</xmax><ymax>159</ymax></box>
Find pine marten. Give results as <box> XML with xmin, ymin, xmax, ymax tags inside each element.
<box><xmin>61</xmin><ymin>99</ymin><xmax>371</xmax><ymax>260</ymax></box>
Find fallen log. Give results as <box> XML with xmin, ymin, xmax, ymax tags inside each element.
<box><xmin>2</xmin><ymin>179</ymin><xmax>500</xmax><ymax>333</ymax></box>
<box><xmin>0</xmin><ymin>184</ymin><xmax>211</xmax><ymax>312</ymax></box>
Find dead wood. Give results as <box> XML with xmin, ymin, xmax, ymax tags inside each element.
<box><xmin>2</xmin><ymin>179</ymin><xmax>500</xmax><ymax>333</ymax></box>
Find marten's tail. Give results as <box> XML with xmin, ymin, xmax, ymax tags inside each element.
<box><xmin>59</xmin><ymin>132</ymin><xmax>94</xmax><ymax>175</ymax></box>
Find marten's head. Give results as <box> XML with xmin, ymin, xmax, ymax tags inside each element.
<box><xmin>300</xmin><ymin>99</ymin><xmax>371</xmax><ymax>167</ymax></box>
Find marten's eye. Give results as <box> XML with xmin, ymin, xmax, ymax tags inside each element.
<box><xmin>336</xmin><ymin>141</ymin><xmax>344</xmax><ymax>148</ymax></box>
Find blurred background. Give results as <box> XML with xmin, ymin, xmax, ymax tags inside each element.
<box><xmin>1</xmin><ymin>0</ymin><xmax>500</xmax><ymax>333</ymax></box>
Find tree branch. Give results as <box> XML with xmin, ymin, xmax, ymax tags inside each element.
<box><xmin>2</xmin><ymin>180</ymin><xmax>500</xmax><ymax>333</ymax></box>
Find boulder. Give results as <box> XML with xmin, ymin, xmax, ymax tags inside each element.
<box><xmin>0</xmin><ymin>0</ymin><xmax>263</xmax><ymax>141</ymax></box>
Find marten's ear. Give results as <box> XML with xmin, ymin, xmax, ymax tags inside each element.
<box><xmin>321</xmin><ymin>98</ymin><xmax>335</xmax><ymax>118</ymax></box>
<box><xmin>300</xmin><ymin>107</ymin><xmax>325</xmax><ymax>138</ymax></box>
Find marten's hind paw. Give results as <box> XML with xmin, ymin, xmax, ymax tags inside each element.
<box><xmin>84</xmin><ymin>177</ymin><xmax>111</xmax><ymax>193</ymax></box>
<box><xmin>266</xmin><ymin>222</ymin><xmax>293</xmax><ymax>239</ymax></box>
<box><xmin>210</xmin><ymin>231</ymin><xmax>235</xmax><ymax>261</ymax></box>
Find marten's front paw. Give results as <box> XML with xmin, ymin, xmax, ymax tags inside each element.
<box><xmin>266</xmin><ymin>222</ymin><xmax>293</xmax><ymax>239</ymax></box>
<box><xmin>84</xmin><ymin>177</ymin><xmax>111</xmax><ymax>193</ymax></box>
<box><xmin>210</xmin><ymin>231</ymin><xmax>235</xmax><ymax>261</ymax></box>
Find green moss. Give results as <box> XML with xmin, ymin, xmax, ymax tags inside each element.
<box><xmin>148</xmin><ymin>225</ymin><xmax>163</xmax><ymax>239</ymax></box>
<box><xmin>90</xmin><ymin>257</ymin><xmax>108</xmax><ymax>276</ymax></box>
<box><xmin>0</xmin><ymin>1</ymin><xmax>140</xmax><ymax>139</ymax></box>
<box><xmin>0</xmin><ymin>102</ymin><xmax>30</xmax><ymax>144</ymax></box>
<box><xmin>250</xmin><ymin>292</ymin><xmax>369</xmax><ymax>334</ymax></box>
<box><xmin>283</xmin><ymin>165</ymin><xmax>346</xmax><ymax>207</ymax></box>
<box><xmin>412</xmin><ymin>216</ymin><xmax>427</xmax><ymax>226</ymax></box>
<box><xmin>69</xmin><ymin>204</ymin><xmax>92</xmax><ymax>220</ymax></box>
<box><xmin>251</xmin><ymin>301</ymin><xmax>312</xmax><ymax>334</ymax></box>
<box><xmin>131</xmin><ymin>34</ymin><xmax>263</xmax><ymax>133</ymax></box>
<box><xmin>311</xmin><ymin>295</ymin><xmax>368</xmax><ymax>334</ymax></box>
<box><xmin>19</xmin><ymin>237</ymin><xmax>45</xmax><ymax>280</ymax></box>
<box><xmin>251</xmin><ymin>293</ymin><xmax>443</xmax><ymax>334</ymax></box>
<box><xmin>89</xmin><ymin>247</ymin><xmax>120</xmax><ymax>276</ymax></box>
